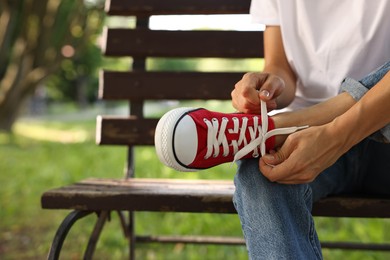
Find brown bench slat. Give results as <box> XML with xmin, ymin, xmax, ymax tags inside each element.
<box><xmin>103</xmin><ymin>29</ymin><xmax>263</xmax><ymax>58</ymax></box>
<box><xmin>96</xmin><ymin>116</ymin><xmax>157</xmax><ymax>145</ymax></box>
<box><xmin>107</xmin><ymin>0</ymin><xmax>251</xmax><ymax>16</ymax></box>
<box><xmin>100</xmin><ymin>71</ymin><xmax>242</xmax><ymax>100</ymax></box>
<box><xmin>41</xmin><ymin>178</ymin><xmax>236</xmax><ymax>213</ymax></box>
<box><xmin>41</xmin><ymin>178</ymin><xmax>390</xmax><ymax>218</ymax></box>
<box><xmin>312</xmin><ymin>196</ymin><xmax>390</xmax><ymax>218</ymax></box>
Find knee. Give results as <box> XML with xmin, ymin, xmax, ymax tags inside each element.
<box><xmin>233</xmin><ymin>159</ymin><xmax>311</xmax><ymax>207</ymax></box>
<box><xmin>234</xmin><ymin>159</ymin><xmax>286</xmax><ymax>197</ymax></box>
<box><xmin>233</xmin><ymin>159</ymin><xmax>280</xmax><ymax>208</ymax></box>
<box><xmin>234</xmin><ymin>159</ymin><xmax>266</xmax><ymax>188</ymax></box>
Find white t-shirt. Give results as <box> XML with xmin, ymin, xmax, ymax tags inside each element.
<box><xmin>250</xmin><ymin>0</ymin><xmax>390</xmax><ymax>110</ymax></box>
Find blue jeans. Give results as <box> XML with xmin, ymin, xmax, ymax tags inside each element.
<box><xmin>233</xmin><ymin>61</ymin><xmax>390</xmax><ymax>260</ymax></box>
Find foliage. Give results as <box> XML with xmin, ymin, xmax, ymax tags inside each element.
<box><xmin>45</xmin><ymin>4</ymin><xmax>104</xmax><ymax>105</ymax></box>
<box><xmin>0</xmin><ymin>0</ymin><xmax>104</xmax><ymax>131</ymax></box>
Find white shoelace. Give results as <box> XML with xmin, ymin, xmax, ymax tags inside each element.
<box><xmin>203</xmin><ymin>100</ymin><xmax>308</xmax><ymax>163</ymax></box>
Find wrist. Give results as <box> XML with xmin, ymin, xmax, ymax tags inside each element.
<box><xmin>327</xmin><ymin>117</ymin><xmax>357</xmax><ymax>153</ymax></box>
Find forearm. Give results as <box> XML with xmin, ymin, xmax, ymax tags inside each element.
<box><xmin>271</xmin><ymin>92</ymin><xmax>356</xmax><ymax>147</ymax></box>
<box><xmin>272</xmin><ymin>71</ymin><xmax>390</xmax><ymax>148</ymax></box>
<box><xmin>331</xmin><ymin>71</ymin><xmax>390</xmax><ymax>150</ymax></box>
<box><xmin>273</xmin><ymin>92</ymin><xmax>356</xmax><ymax>128</ymax></box>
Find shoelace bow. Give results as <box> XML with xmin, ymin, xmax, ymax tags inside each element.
<box><xmin>204</xmin><ymin>100</ymin><xmax>308</xmax><ymax>163</ymax></box>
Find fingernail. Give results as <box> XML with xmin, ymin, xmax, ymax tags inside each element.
<box><xmin>264</xmin><ymin>154</ymin><xmax>274</xmax><ymax>161</ymax></box>
<box><xmin>260</xmin><ymin>90</ymin><xmax>270</xmax><ymax>98</ymax></box>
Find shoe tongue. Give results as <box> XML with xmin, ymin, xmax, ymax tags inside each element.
<box><xmin>197</xmin><ymin>110</ymin><xmax>269</xmax><ymax>153</ymax></box>
<box><xmin>188</xmin><ymin>108</ymin><xmax>276</xmax><ymax>161</ymax></box>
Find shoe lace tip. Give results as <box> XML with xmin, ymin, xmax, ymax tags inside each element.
<box><xmin>230</xmin><ymin>161</ymin><xmax>235</xmax><ymax>168</ymax></box>
<box><xmin>298</xmin><ymin>125</ymin><xmax>309</xmax><ymax>130</ymax></box>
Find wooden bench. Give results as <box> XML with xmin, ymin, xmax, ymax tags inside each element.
<box><xmin>41</xmin><ymin>0</ymin><xmax>390</xmax><ymax>259</ymax></box>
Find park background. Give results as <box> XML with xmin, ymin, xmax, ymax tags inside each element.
<box><xmin>0</xmin><ymin>0</ymin><xmax>389</xmax><ymax>259</ymax></box>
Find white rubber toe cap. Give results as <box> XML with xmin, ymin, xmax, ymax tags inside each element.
<box><xmin>173</xmin><ymin>115</ymin><xmax>198</xmax><ymax>166</ymax></box>
<box><xmin>155</xmin><ymin>107</ymin><xmax>199</xmax><ymax>172</ymax></box>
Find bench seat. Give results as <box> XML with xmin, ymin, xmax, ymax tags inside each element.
<box><xmin>42</xmin><ymin>178</ymin><xmax>390</xmax><ymax>218</ymax></box>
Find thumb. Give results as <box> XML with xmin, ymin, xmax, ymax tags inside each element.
<box><xmin>259</xmin><ymin>89</ymin><xmax>272</xmax><ymax>101</ymax></box>
<box><xmin>262</xmin><ymin>149</ymin><xmax>287</xmax><ymax>166</ymax></box>
<box><xmin>258</xmin><ymin>74</ymin><xmax>285</xmax><ymax>101</ymax></box>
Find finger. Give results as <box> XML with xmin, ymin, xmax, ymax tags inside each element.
<box><xmin>259</xmin><ymin>89</ymin><xmax>271</xmax><ymax>100</ymax></box>
<box><xmin>257</xmin><ymin>91</ymin><xmax>277</xmax><ymax>111</ymax></box>
<box><xmin>262</xmin><ymin>153</ymin><xmax>284</xmax><ymax>166</ymax></box>
<box><xmin>232</xmin><ymin>84</ymin><xmax>261</xmax><ymax>113</ymax></box>
<box><xmin>259</xmin><ymin>75</ymin><xmax>285</xmax><ymax>101</ymax></box>
<box><xmin>259</xmin><ymin>158</ymin><xmax>274</xmax><ymax>177</ymax></box>
<box><xmin>231</xmin><ymin>89</ymin><xmax>259</xmax><ymax>113</ymax></box>
<box><xmin>262</xmin><ymin>144</ymin><xmax>290</xmax><ymax>166</ymax></box>
<box><xmin>260</xmin><ymin>156</ymin><xmax>297</xmax><ymax>182</ymax></box>
<box><xmin>264</xmin><ymin>155</ymin><xmax>317</xmax><ymax>184</ymax></box>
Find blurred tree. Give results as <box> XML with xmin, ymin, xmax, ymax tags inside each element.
<box><xmin>0</xmin><ymin>0</ymin><xmax>104</xmax><ymax>132</ymax></box>
<box><xmin>45</xmin><ymin>41</ymin><xmax>102</xmax><ymax>106</ymax></box>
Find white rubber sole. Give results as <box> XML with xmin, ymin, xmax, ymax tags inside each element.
<box><xmin>154</xmin><ymin>107</ymin><xmax>199</xmax><ymax>172</ymax></box>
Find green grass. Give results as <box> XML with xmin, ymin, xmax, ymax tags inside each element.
<box><xmin>0</xmin><ymin>118</ymin><xmax>390</xmax><ymax>259</ymax></box>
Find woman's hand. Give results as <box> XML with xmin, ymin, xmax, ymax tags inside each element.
<box><xmin>259</xmin><ymin>123</ymin><xmax>349</xmax><ymax>184</ymax></box>
<box><xmin>231</xmin><ymin>72</ymin><xmax>286</xmax><ymax>114</ymax></box>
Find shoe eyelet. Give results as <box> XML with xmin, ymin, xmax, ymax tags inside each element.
<box><xmin>212</xmin><ymin>118</ymin><xmax>217</xmax><ymax>122</ymax></box>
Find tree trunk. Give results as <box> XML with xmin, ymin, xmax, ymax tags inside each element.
<box><xmin>0</xmin><ymin>86</ymin><xmax>27</xmax><ymax>132</ymax></box>
<box><xmin>0</xmin><ymin>0</ymin><xmax>93</xmax><ymax>132</ymax></box>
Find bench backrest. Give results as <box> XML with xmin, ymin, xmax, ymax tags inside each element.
<box><xmin>97</xmin><ymin>0</ymin><xmax>264</xmax><ymax>176</ymax></box>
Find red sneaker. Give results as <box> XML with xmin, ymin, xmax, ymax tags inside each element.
<box><xmin>154</xmin><ymin>101</ymin><xmax>306</xmax><ymax>172</ymax></box>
